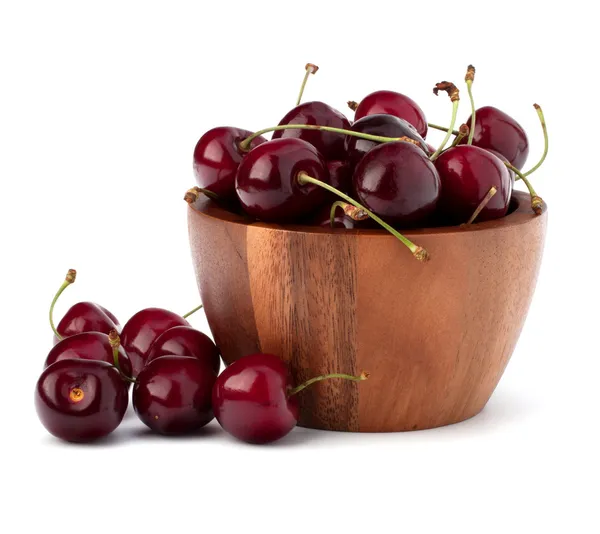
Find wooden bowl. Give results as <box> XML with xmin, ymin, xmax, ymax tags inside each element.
<box><xmin>187</xmin><ymin>191</ymin><xmax>547</xmax><ymax>432</ymax></box>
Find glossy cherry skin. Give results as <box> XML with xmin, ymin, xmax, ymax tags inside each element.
<box><xmin>345</xmin><ymin>114</ymin><xmax>428</xmax><ymax>167</ymax></box>
<box><xmin>354</xmin><ymin>142</ymin><xmax>441</xmax><ymax>226</ymax></box>
<box><xmin>193</xmin><ymin>127</ymin><xmax>267</xmax><ymax>198</ymax></box>
<box><xmin>133</xmin><ymin>356</ymin><xmax>216</xmax><ymax>435</ymax></box>
<box><xmin>120</xmin><ymin>308</ymin><xmax>189</xmax><ymax>377</ymax></box>
<box><xmin>354</xmin><ymin>90</ymin><xmax>428</xmax><ymax>138</ymax></box>
<box><xmin>460</xmin><ymin>106</ymin><xmax>529</xmax><ymax>169</ymax></box>
<box><xmin>272</xmin><ymin>101</ymin><xmax>350</xmax><ymax>160</ymax></box>
<box><xmin>434</xmin><ymin>145</ymin><xmax>513</xmax><ymax>224</ymax></box>
<box><xmin>146</xmin><ymin>326</ymin><xmax>220</xmax><ymax>374</ymax></box>
<box><xmin>45</xmin><ymin>332</ymin><xmax>133</xmax><ymax>380</ymax></box>
<box><xmin>35</xmin><ymin>359</ymin><xmax>128</xmax><ymax>442</ymax></box>
<box><xmin>212</xmin><ymin>353</ymin><xmax>299</xmax><ymax>444</ymax></box>
<box><xmin>235</xmin><ymin>138</ymin><xmax>328</xmax><ymax>222</ymax></box>
<box><xmin>326</xmin><ymin>160</ymin><xmax>352</xmax><ymax>196</ymax></box>
<box><xmin>54</xmin><ymin>302</ymin><xmax>119</xmax><ymax>344</ymax></box>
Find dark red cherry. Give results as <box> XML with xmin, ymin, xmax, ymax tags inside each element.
<box><xmin>345</xmin><ymin>114</ymin><xmax>428</xmax><ymax>167</ymax></box>
<box><xmin>120</xmin><ymin>308</ymin><xmax>189</xmax><ymax>377</ymax></box>
<box><xmin>434</xmin><ymin>145</ymin><xmax>513</xmax><ymax>224</ymax></box>
<box><xmin>354</xmin><ymin>90</ymin><xmax>428</xmax><ymax>138</ymax></box>
<box><xmin>35</xmin><ymin>359</ymin><xmax>128</xmax><ymax>442</ymax></box>
<box><xmin>45</xmin><ymin>332</ymin><xmax>133</xmax><ymax>380</ymax></box>
<box><xmin>326</xmin><ymin>160</ymin><xmax>352</xmax><ymax>195</ymax></box>
<box><xmin>212</xmin><ymin>353</ymin><xmax>299</xmax><ymax>444</ymax></box>
<box><xmin>354</xmin><ymin>142</ymin><xmax>441</xmax><ymax>226</ymax></box>
<box><xmin>460</xmin><ymin>106</ymin><xmax>529</xmax><ymax>169</ymax></box>
<box><xmin>235</xmin><ymin>138</ymin><xmax>328</xmax><ymax>222</ymax></box>
<box><xmin>54</xmin><ymin>302</ymin><xmax>119</xmax><ymax>344</ymax></box>
<box><xmin>193</xmin><ymin>127</ymin><xmax>267</xmax><ymax>198</ymax></box>
<box><xmin>133</xmin><ymin>356</ymin><xmax>216</xmax><ymax>435</ymax></box>
<box><xmin>146</xmin><ymin>326</ymin><xmax>220</xmax><ymax>374</ymax></box>
<box><xmin>272</xmin><ymin>101</ymin><xmax>350</xmax><ymax>160</ymax></box>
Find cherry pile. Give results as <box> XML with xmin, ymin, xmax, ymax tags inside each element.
<box><xmin>35</xmin><ymin>270</ymin><xmax>368</xmax><ymax>444</ymax></box>
<box><xmin>189</xmin><ymin>64</ymin><xmax>548</xmax><ymax>261</ymax></box>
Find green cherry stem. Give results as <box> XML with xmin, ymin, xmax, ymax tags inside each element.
<box><xmin>108</xmin><ymin>330</ymin><xmax>136</xmax><ymax>383</ymax></box>
<box><xmin>465</xmin><ymin>65</ymin><xmax>476</xmax><ymax>145</ymax></box>
<box><xmin>464</xmin><ymin>186</ymin><xmax>497</xmax><ymax>225</ymax></box>
<box><xmin>427</xmin><ymin>123</ymin><xmax>460</xmax><ymax>135</ymax></box>
<box><xmin>451</xmin><ymin>124</ymin><xmax>470</xmax><ymax>148</ymax></box>
<box><xmin>505</xmin><ymin>162</ymin><xmax>544</xmax><ymax>215</ymax></box>
<box><xmin>298</xmin><ymin>172</ymin><xmax>429</xmax><ymax>261</ymax></box>
<box><xmin>288</xmin><ymin>370</ymin><xmax>369</xmax><ymax>397</ymax></box>
<box><xmin>239</xmin><ymin>125</ymin><xmax>422</xmax><ymax>153</ymax></box>
<box><xmin>49</xmin><ymin>269</ymin><xmax>77</xmax><ymax>340</ymax></box>
<box><xmin>296</xmin><ymin>63</ymin><xmax>319</xmax><ymax>106</ymax></box>
<box><xmin>329</xmin><ymin>201</ymin><xmax>369</xmax><ymax>228</ymax></box>
<box><xmin>522</xmin><ymin>104</ymin><xmax>548</xmax><ymax>178</ymax></box>
<box><xmin>182</xmin><ymin>304</ymin><xmax>203</xmax><ymax>319</ymax></box>
<box><xmin>430</xmin><ymin>81</ymin><xmax>460</xmax><ymax>160</ymax></box>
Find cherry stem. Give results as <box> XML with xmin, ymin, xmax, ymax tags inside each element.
<box><xmin>108</xmin><ymin>330</ymin><xmax>136</xmax><ymax>383</ymax></box>
<box><xmin>49</xmin><ymin>269</ymin><xmax>76</xmax><ymax>340</ymax></box>
<box><xmin>427</xmin><ymin>123</ymin><xmax>459</xmax><ymax>136</ymax></box>
<box><xmin>465</xmin><ymin>65</ymin><xmax>476</xmax><ymax>145</ymax></box>
<box><xmin>451</xmin><ymin>124</ymin><xmax>470</xmax><ymax>147</ymax></box>
<box><xmin>184</xmin><ymin>186</ymin><xmax>220</xmax><ymax>203</ymax></box>
<box><xmin>297</xmin><ymin>172</ymin><xmax>429</xmax><ymax>261</ymax></box>
<box><xmin>464</xmin><ymin>186</ymin><xmax>497</xmax><ymax>225</ymax></box>
<box><xmin>288</xmin><ymin>370</ymin><xmax>369</xmax><ymax>397</ymax></box>
<box><xmin>296</xmin><ymin>63</ymin><xmax>319</xmax><ymax>106</ymax></box>
<box><xmin>522</xmin><ymin>104</ymin><xmax>548</xmax><ymax>178</ymax></box>
<box><xmin>329</xmin><ymin>201</ymin><xmax>369</xmax><ymax>227</ymax></box>
<box><xmin>505</xmin><ymin>162</ymin><xmax>544</xmax><ymax>215</ymax></box>
<box><xmin>239</xmin><ymin>125</ymin><xmax>422</xmax><ymax>153</ymax></box>
<box><xmin>182</xmin><ymin>304</ymin><xmax>203</xmax><ymax>319</ymax></box>
<box><xmin>430</xmin><ymin>81</ymin><xmax>460</xmax><ymax>161</ymax></box>
<box><xmin>347</xmin><ymin>100</ymin><xmax>359</xmax><ymax>112</ymax></box>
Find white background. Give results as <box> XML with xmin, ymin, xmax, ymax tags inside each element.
<box><xmin>1</xmin><ymin>1</ymin><xmax>598</xmax><ymax>532</ymax></box>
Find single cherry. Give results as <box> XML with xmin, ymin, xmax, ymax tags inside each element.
<box><xmin>351</xmin><ymin>90</ymin><xmax>428</xmax><ymax>138</ymax></box>
<box><xmin>146</xmin><ymin>325</ymin><xmax>220</xmax><ymax>374</ymax></box>
<box><xmin>45</xmin><ymin>332</ymin><xmax>133</xmax><ymax>381</ymax></box>
<box><xmin>345</xmin><ymin>114</ymin><xmax>428</xmax><ymax>167</ymax></box>
<box><xmin>434</xmin><ymin>145</ymin><xmax>513</xmax><ymax>224</ymax></box>
<box><xmin>354</xmin><ymin>142</ymin><xmax>441</xmax><ymax>226</ymax></box>
<box><xmin>212</xmin><ymin>353</ymin><xmax>368</xmax><ymax>444</ymax></box>
<box><xmin>49</xmin><ymin>270</ymin><xmax>119</xmax><ymax>344</ymax></box>
<box><xmin>235</xmin><ymin>138</ymin><xmax>327</xmax><ymax>222</ymax></box>
<box><xmin>193</xmin><ymin>127</ymin><xmax>267</xmax><ymax>198</ymax></box>
<box><xmin>133</xmin><ymin>356</ymin><xmax>216</xmax><ymax>435</ymax></box>
<box><xmin>120</xmin><ymin>308</ymin><xmax>190</xmax><ymax>377</ymax></box>
<box><xmin>35</xmin><ymin>359</ymin><xmax>128</xmax><ymax>442</ymax></box>
<box><xmin>459</xmin><ymin>106</ymin><xmax>529</xmax><ymax>169</ymax></box>
<box><xmin>272</xmin><ymin>102</ymin><xmax>351</xmax><ymax>160</ymax></box>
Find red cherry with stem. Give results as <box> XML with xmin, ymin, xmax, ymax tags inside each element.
<box><xmin>120</xmin><ymin>304</ymin><xmax>203</xmax><ymax>377</ymax></box>
<box><xmin>212</xmin><ymin>353</ymin><xmax>368</xmax><ymax>444</ymax></box>
<box><xmin>271</xmin><ymin>63</ymin><xmax>351</xmax><ymax>160</ymax></box>
<box><xmin>345</xmin><ymin>114</ymin><xmax>428</xmax><ymax>167</ymax></box>
<box><xmin>35</xmin><ymin>359</ymin><xmax>128</xmax><ymax>442</ymax></box>
<box><xmin>350</xmin><ymin>90</ymin><xmax>428</xmax><ymax>138</ymax></box>
<box><xmin>434</xmin><ymin>145</ymin><xmax>513</xmax><ymax>224</ymax></box>
<box><xmin>133</xmin><ymin>356</ymin><xmax>216</xmax><ymax>435</ymax></box>
<box><xmin>459</xmin><ymin>106</ymin><xmax>529</xmax><ymax>169</ymax></box>
<box><xmin>146</xmin><ymin>325</ymin><xmax>220</xmax><ymax>374</ymax></box>
<box><xmin>45</xmin><ymin>332</ymin><xmax>133</xmax><ymax>382</ymax></box>
<box><xmin>49</xmin><ymin>270</ymin><xmax>120</xmax><ymax>344</ymax></box>
<box><xmin>193</xmin><ymin>127</ymin><xmax>267</xmax><ymax>199</ymax></box>
<box><xmin>354</xmin><ymin>141</ymin><xmax>441</xmax><ymax>226</ymax></box>
<box><xmin>235</xmin><ymin>137</ymin><xmax>430</xmax><ymax>260</ymax></box>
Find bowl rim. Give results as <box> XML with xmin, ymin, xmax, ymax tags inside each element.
<box><xmin>187</xmin><ymin>190</ymin><xmax>546</xmax><ymax>237</ymax></box>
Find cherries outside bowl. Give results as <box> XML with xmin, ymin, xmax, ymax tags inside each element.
<box><xmin>186</xmin><ymin>191</ymin><xmax>547</xmax><ymax>432</ymax></box>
